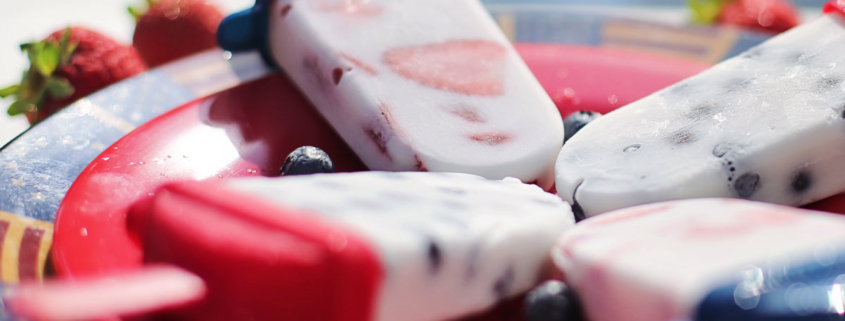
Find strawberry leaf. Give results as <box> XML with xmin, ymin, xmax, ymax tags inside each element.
<box><xmin>19</xmin><ymin>42</ymin><xmax>35</xmax><ymax>52</ymax></box>
<box><xmin>129</xmin><ymin>0</ymin><xmax>159</xmax><ymax>22</ymax></box>
<box><xmin>35</xmin><ymin>42</ymin><xmax>61</xmax><ymax>76</ymax></box>
<box><xmin>0</xmin><ymin>85</ymin><xmax>18</xmax><ymax>98</ymax></box>
<box><xmin>45</xmin><ymin>77</ymin><xmax>74</xmax><ymax>100</ymax></box>
<box><xmin>58</xmin><ymin>27</ymin><xmax>77</xmax><ymax>66</ymax></box>
<box><xmin>63</xmin><ymin>41</ymin><xmax>79</xmax><ymax>65</ymax></box>
<box><xmin>7</xmin><ymin>100</ymin><xmax>34</xmax><ymax>116</ymax></box>
<box><xmin>128</xmin><ymin>6</ymin><xmax>144</xmax><ymax>21</ymax></box>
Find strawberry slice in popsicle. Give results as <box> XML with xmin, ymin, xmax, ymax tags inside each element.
<box><xmin>128</xmin><ymin>172</ymin><xmax>574</xmax><ymax>321</ymax></box>
<box><xmin>220</xmin><ymin>0</ymin><xmax>563</xmax><ymax>188</ymax></box>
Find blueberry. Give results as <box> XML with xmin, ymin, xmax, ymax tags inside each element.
<box><xmin>734</xmin><ymin>172</ymin><xmax>761</xmax><ymax>198</ymax></box>
<box><xmin>427</xmin><ymin>240</ymin><xmax>442</xmax><ymax>274</ymax></box>
<box><xmin>280</xmin><ymin>146</ymin><xmax>334</xmax><ymax>176</ymax></box>
<box><xmin>525</xmin><ymin>280</ymin><xmax>582</xmax><ymax>321</ymax></box>
<box><xmin>790</xmin><ymin>171</ymin><xmax>812</xmax><ymax>194</ymax></box>
<box><xmin>563</xmin><ymin>111</ymin><xmax>602</xmax><ymax>144</ymax></box>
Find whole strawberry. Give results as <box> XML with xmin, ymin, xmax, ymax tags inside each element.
<box><xmin>131</xmin><ymin>0</ymin><xmax>225</xmax><ymax>68</ymax></box>
<box><xmin>689</xmin><ymin>0</ymin><xmax>801</xmax><ymax>34</ymax></box>
<box><xmin>0</xmin><ymin>27</ymin><xmax>147</xmax><ymax>124</ymax></box>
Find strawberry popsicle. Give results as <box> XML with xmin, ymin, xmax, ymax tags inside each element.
<box><xmin>220</xmin><ymin>0</ymin><xmax>563</xmax><ymax>188</ymax></box>
<box><xmin>555</xmin><ymin>7</ymin><xmax>845</xmax><ymax>217</ymax></box>
<box><xmin>129</xmin><ymin>172</ymin><xmax>574</xmax><ymax>321</ymax></box>
<box><xmin>552</xmin><ymin>198</ymin><xmax>845</xmax><ymax>321</ymax></box>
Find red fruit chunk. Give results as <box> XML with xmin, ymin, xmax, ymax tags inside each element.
<box><xmin>128</xmin><ymin>181</ymin><xmax>383</xmax><ymax>321</ymax></box>
<box><xmin>825</xmin><ymin>0</ymin><xmax>845</xmax><ymax>17</ymax></box>
<box><xmin>341</xmin><ymin>53</ymin><xmax>378</xmax><ymax>75</ymax></box>
<box><xmin>384</xmin><ymin>40</ymin><xmax>507</xmax><ymax>96</ymax></box>
<box><xmin>450</xmin><ymin>105</ymin><xmax>486</xmax><ymax>123</ymax></box>
<box><xmin>314</xmin><ymin>0</ymin><xmax>383</xmax><ymax>16</ymax></box>
<box><xmin>470</xmin><ymin>132</ymin><xmax>511</xmax><ymax>146</ymax></box>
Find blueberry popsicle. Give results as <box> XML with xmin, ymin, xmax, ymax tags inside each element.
<box><xmin>256</xmin><ymin>0</ymin><xmax>562</xmax><ymax>187</ymax></box>
<box><xmin>555</xmin><ymin>9</ymin><xmax>845</xmax><ymax>216</ymax></box>
<box><xmin>129</xmin><ymin>172</ymin><xmax>574</xmax><ymax>321</ymax></box>
<box><xmin>551</xmin><ymin>198</ymin><xmax>845</xmax><ymax>321</ymax></box>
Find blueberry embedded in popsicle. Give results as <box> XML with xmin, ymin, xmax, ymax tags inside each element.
<box><xmin>734</xmin><ymin>172</ymin><xmax>761</xmax><ymax>198</ymax></box>
<box><xmin>280</xmin><ymin>146</ymin><xmax>335</xmax><ymax>176</ymax></box>
<box><xmin>427</xmin><ymin>240</ymin><xmax>442</xmax><ymax>274</ymax></box>
<box><xmin>562</xmin><ymin>111</ymin><xmax>601</xmax><ymax>144</ymax></box>
<box><xmin>819</xmin><ymin>76</ymin><xmax>842</xmax><ymax>89</ymax></box>
<box><xmin>712</xmin><ymin>143</ymin><xmax>733</xmax><ymax>158</ymax></box>
<box><xmin>684</xmin><ymin>104</ymin><xmax>720</xmax><ymax>120</ymax></box>
<box><xmin>524</xmin><ymin>280</ymin><xmax>582</xmax><ymax>321</ymax></box>
<box><xmin>666</xmin><ymin>129</ymin><xmax>699</xmax><ymax>145</ymax></box>
<box><xmin>790</xmin><ymin>170</ymin><xmax>812</xmax><ymax>194</ymax></box>
<box><xmin>492</xmin><ymin>266</ymin><xmax>516</xmax><ymax>300</ymax></box>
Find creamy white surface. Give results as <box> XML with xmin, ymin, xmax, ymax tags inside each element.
<box><xmin>268</xmin><ymin>0</ymin><xmax>562</xmax><ymax>187</ymax></box>
<box><xmin>228</xmin><ymin>172</ymin><xmax>573</xmax><ymax>321</ymax></box>
<box><xmin>556</xmin><ymin>14</ymin><xmax>845</xmax><ymax>217</ymax></box>
<box><xmin>552</xmin><ymin>198</ymin><xmax>845</xmax><ymax>321</ymax></box>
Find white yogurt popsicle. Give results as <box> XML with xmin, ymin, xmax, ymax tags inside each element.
<box><xmin>266</xmin><ymin>0</ymin><xmax>563</xmax><ymax>187</ymax></box>
<box><xmin>552</xmin><ymin>198</ymin><xmax>845</xmax><ymax>321</ymax></box>
<box><xmin>555</xmin><ymin>13</ymin><xmax>845</xmax><ymax>217</ymax></box>
<box><xmin>133</xmin><ymin>172</ymin><xmax>575</xmax><ymax>321</ymax></box>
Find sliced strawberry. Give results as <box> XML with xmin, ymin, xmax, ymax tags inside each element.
<box><xmin>384</xmin><ymin>40</ymin><xmax>507</xmax><ymax>97</ymax></box>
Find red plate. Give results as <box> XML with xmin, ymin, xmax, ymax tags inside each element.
<box><xmin>52</xmin><ymin>45</ymin><xmax>710</xmax><ymax>319</ymax></box>
<box><xmin>53</xmin><ymin>44</ymin><xmax>709</xmax><ymax>277</ymax></box>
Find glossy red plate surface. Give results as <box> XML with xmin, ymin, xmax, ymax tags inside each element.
<box><xmin>52</xmin><ymin>44</ymin><xmax>710</xmax><ymax>319</ymax></box>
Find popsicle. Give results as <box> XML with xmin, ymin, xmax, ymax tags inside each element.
<box><xmin>128</xmin><ymin>172</ymin><xmax>574</xmax><ymax>321</ymax></box>
<box><xmin>551</xmin><ymin>198</ymin><xmax>845</xmax><ymax>321</ymax></box>
<box><xmin>217</xmin><ymin>0</ymin><xmax>563</xmax><ymax>188</ymax></box>
<box><xmin>694</xmin><ymin>248</ymin><xmax>845</xmax><ymax>321</ymax></box>
<box><xmin>555</xmin><ymin>5</ymin><xmax>845</xmax><ymax>217</ymax></box>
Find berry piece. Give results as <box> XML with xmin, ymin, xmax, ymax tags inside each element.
<box><xmin>524</xmin><ymin>280</ymin><xmax>582</xmax><ymax>321</ymax></box>
<box><xmin>562</xmin><ymin>111</ymin><xmax>601</xmax><ymax>144</ymax></box>
<box><xmin>280</xmin><ymin>146</ymin><xmax>335</xmax><ymax>176</ymax></box>
<box><xmin>384</xmin><ymin>40</ymin><xmax>507</xmax><ymax>96</ymax></box>
<box><xmin>0</xmin><ymin>27</ymin><xmax>147</xmax><ymax>124</ymax></box>
<box><xmin>734</xmin><ymin>172</ymin><xmax>761</xmax><ymax>198</ymax></box>
<box><xmin>131</xmin><ymin>0</ymin><xmax>224</xmax><ymax>68</ymax></box>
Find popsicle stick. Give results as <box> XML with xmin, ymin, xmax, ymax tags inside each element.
<box><xmin>5</xmin><ymin>265</ymin><xmax>205</xmax><ymax>321</ymax></box>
